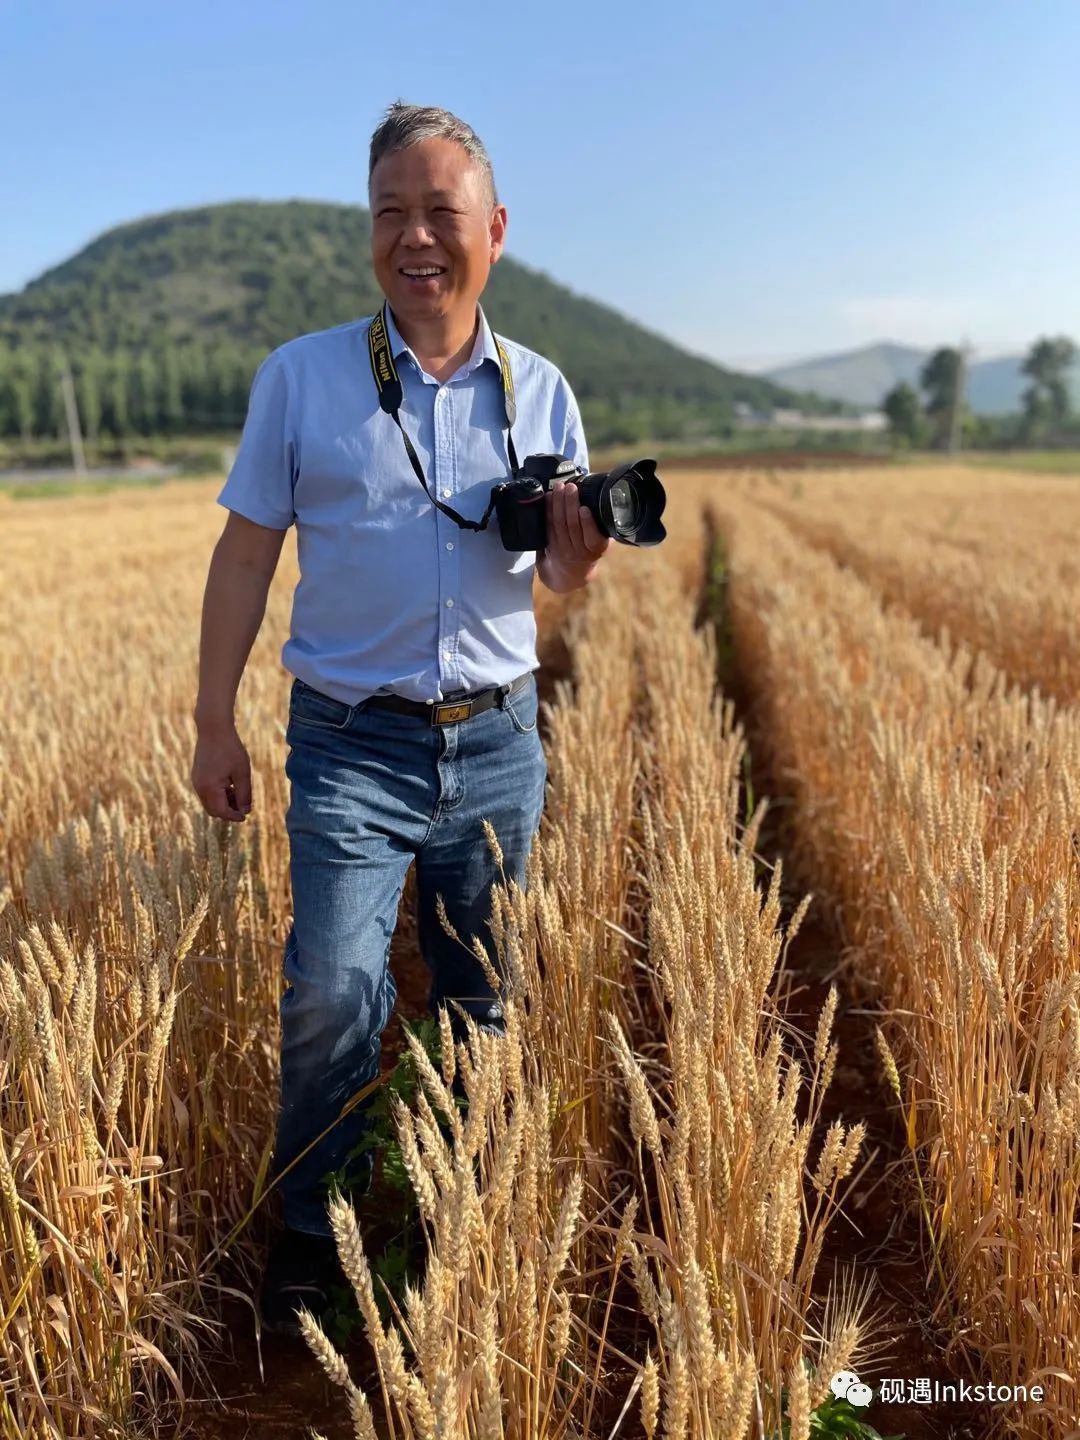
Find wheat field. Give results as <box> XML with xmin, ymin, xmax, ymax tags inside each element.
<box><xmin>1</xmin><ymin>463</ymin><xmax>1076</xmax><ymax>1440</ymax></box>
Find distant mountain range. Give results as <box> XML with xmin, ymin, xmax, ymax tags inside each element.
<box><xmin>765</xmin><ymin>342</ymin><xmax>1080</xmax><ymax>416</ymax></box>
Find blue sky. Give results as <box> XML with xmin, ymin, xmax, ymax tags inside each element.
<box><xmin>2</xmin><ymin>1</ymin><xmax>1077</xmax><ymax>369</ymax></box>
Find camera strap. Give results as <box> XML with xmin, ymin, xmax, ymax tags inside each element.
<box><xmin>368</xmin><ymin>302</ymin><xmax>520</xmax><ymax>533</ymax></box>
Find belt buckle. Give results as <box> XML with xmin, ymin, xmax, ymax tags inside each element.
<box><xmin>432</xmin><ymin>698</ymin><xmax>473</xmax><ymax>726</ymax></box>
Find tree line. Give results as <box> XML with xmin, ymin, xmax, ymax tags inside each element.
<box><xmin>6</xmin><ymin>332</ymin><xmax>1075</xmax><ymax>454</ymax></box>
<box><xmin>0</xmin><ymin>342</ymin><xmax>264</xmax><ymax>440</ymax></box>
<box><xmin>0</xmin><ymin>343</ymin><xmax>752</xmax><ymax>450</ymax></box>
<box><xmin>883</xmin><ymin>335</ymin><xmax>1078</xmax><ymax>449</ymax></box>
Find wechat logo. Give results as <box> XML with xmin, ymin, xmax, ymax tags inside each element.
<box><xmin>830</xmin><ymin>1369</ymin><xmax>874</xmax><ymax>1407</ymax></box>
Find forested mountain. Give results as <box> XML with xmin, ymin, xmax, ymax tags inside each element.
<box><xmin>0</xmin><ymin>200</ymin><xmax>823</xmax><ymax>446</ymax></box>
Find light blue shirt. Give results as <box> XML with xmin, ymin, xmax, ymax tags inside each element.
<box><xmin>216</xmin><ymin>304</ymin><xmax>588</xmax><ymax>706</ymax></box>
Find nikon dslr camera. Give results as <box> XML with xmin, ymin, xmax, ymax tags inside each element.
<box><xmin>491</xmin><ymin>454</ymin><xmax>667</xmax><ymax>553</ymax></box>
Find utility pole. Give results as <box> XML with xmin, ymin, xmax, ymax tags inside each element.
<box><xmin>58</xmin><ymin>352</ymin><xmax>87</xmax><ymax>479</ymax></box>
<box><xmin>948</xmin><ymin>339</ymin><xmax>971</xmax><ymax>454</ymax></box>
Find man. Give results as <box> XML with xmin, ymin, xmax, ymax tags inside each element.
<box><xmin>190</xmin><ymin>101</ymin><xmax>609</xmax><ymax>1335</ymax></box>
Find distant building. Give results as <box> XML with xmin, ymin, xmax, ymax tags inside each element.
<box><xmin>733</xmin><ymin>401</ymin><xmax>886</xmax><ymax>432</ymax></box>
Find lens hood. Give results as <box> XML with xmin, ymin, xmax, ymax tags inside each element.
<box><xmin>596</xmin><ymin>458</ymin><xmax>667</xmax><ymax>546</ymax></box>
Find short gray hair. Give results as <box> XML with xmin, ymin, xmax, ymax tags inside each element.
<box><xmin>368</xmin><ymin>101</ymin><xmax>498</xmax><ymax>206</ymax></box>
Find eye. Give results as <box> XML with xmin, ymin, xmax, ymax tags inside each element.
<box><xmin>377</xmin><ymin>206</ymin><xmax>401</xmax><ymax>217</ymax></box>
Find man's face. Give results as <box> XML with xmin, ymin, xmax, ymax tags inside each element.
<box><xmin>370</xmin><ymin>138</ymin><xmax>507</xmax><ymax>331</ymax></box>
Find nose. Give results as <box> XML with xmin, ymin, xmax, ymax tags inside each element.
<box><xmin>401</xmin><ymin>212</ymin><xmax>435</xmax><ymax>247</ymax></box>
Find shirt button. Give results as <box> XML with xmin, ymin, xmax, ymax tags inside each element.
<box><xmin>441</xmin><ymin>488</ymin><xmax>452</xmax><ymax>498</ymax></box>
<box><xmin>446</xmin><ymin>598</ymin><xmax>454</xmax><ymax>608</ymax></box>
<box><xmin>446</xmin><ymin>541</ymin><xmax>454</xmax><ymax>551</ymax></box>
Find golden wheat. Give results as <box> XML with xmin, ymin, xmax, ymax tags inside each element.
<box><xmin>721</xmin><ymin>492</ymin><xmax>1080</xmax><ymax>1439</ymax></box>
<box><xmin>3</xmin><ymin>471</ymin><xmax>978</xmax><ymax>1437</ymax></box>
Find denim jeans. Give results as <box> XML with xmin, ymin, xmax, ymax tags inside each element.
<box><xmin>272</xmin><ymin>671</ymin><xmax>547</xmax><ymax>1236</ymax></box>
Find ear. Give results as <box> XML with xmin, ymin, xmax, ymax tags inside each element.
<box><xmin>488</xmin><ymin>204</ymin><xmax>508</xmax><ymax>265</ymax></box>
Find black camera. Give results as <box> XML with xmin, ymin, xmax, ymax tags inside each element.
<box><xmin>491</xmin><ymin>454</ymin><xmax>667</xmax><ymax>553</ymax></box>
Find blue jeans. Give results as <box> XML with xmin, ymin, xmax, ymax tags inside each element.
<box><xmin>272</xmin><ymin>671</ymin><xmax>546</xmax><ymax>1236</ymax></box>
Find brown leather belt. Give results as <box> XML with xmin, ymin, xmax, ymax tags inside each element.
<box><xmin>361</xmin><ymin>671</ymin><xmax>532</xmax><ymax>726</ymax></box>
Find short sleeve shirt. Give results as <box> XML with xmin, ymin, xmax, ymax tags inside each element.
<box><xmin>216</xmin><ymin>304</ymin><xmax>588</xmax><ymax>706</ymax></box>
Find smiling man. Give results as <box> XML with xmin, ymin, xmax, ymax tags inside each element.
<box><xmin>190</xmin><ymin>101</ymin><xmax>607</xmax><ymax>1336</ymax></box>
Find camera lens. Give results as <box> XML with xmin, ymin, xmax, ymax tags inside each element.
<box><xmin>520</xmin><ymin>455</ymin><xmax>665</xmax><ymax>549</ymax></box>
<box><xmin>608</xmin><ymin>475</ymin><xmax>640</xmax><ymax>535</ymax></box>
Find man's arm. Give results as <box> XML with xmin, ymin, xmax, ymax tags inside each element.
<box><xmin>191</xmin><ymin>512</ymin><xmax>288</xmax><ymax>821</ymax></box>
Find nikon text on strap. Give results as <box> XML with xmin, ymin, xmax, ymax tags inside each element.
<box><xmin>368</xmin><ymin>302</ymin><xmax>520</xmax><ymax>532</ymax></box>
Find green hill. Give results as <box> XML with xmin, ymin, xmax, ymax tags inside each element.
<box><xmin>0</xmin><ymin>200</ymin><xmax>823</xmax><ymax>448</ymax></box>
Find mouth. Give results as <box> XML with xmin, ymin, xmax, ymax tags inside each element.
<box><xmin>399</xmin><ymin>264</ymin><xmax>447</xmax><ymax>285</ymax></box>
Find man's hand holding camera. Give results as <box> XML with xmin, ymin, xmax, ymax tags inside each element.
<box><xmin>536</xmin><ymin>479</ymin><xmax>611</xmax><ymax>593</ymax></box>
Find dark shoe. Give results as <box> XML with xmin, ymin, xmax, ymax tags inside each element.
<box><xmin>258</xmin><ymin>1228</ymin><xmax>348</xmax><ymax>1337</ymax></box>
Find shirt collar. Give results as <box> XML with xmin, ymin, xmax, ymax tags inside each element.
<box><xmin>382</xmin><ymin>303</ymin><xmax>500</xmax><ymax>382</ymax></box>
